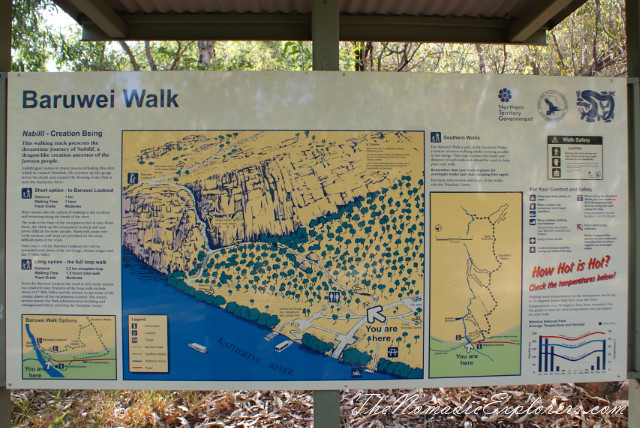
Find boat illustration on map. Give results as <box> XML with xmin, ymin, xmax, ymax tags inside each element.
<box><xmin>188</xmin><ymin>343</ymin><xmax>208</xmax><ymax>354</ymax></box>
<box><xmin>275</xmin><ymin>340</ymin><xmax>293</xmax><ymax>352</ymax></box>
<box><xmin>121</xmin><ymin>130</ymin><xmax>425</xmax><ymax>380</ymax></box>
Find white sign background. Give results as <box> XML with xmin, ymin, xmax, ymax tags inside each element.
<box><xmin>5</xmin><ymin>71</ymin><xmax>628</xmax><ymax>389</ymax></box>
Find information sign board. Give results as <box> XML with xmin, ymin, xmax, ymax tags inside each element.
<box><xmin>5</xmin><ymin>72</ymin><xmax>628</xmax><ymax>389</ymax></box>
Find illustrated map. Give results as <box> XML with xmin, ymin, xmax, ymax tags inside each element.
<box><xmin>429</xmin><ymin>192</ymin><xmax>522</xmax><ymax>378</ymax></box>
<box><xmin>22</xmin><ymin>315</ymin><xmax>116</xmax><ymax>380</ymax></box>
<box><xmin>121</xmin><ymin>130</ymin><xmax>425</xmax><ymax>379</ymax></box>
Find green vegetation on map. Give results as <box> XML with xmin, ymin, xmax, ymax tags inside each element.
<box><xmin>21</xmin><ymin>315</ymin><xmax>117</xmax><ymax>380</ymax></box>
<box><xmin>181</xmin><ymin>176</ymin><xmax>424</xmax><ymax>374</ymax></box>
<box><xmin>122</xmin><ymin>130</ymin><xmax>425</xmax><ymax>377</ymax></box>
<box><xmin>22</xmin><ymin>349</ymin><xmax>117</xmax><ymax>380</ymax></box>
<box><xmin>429</xmin><ymin>326</ymin><xmax>521</xmax><ymax>378</ymax></box>
<box><xmin>429</xmin><ymin>193</ymin><xmax>522</xmax><ymax>378</ymax></box>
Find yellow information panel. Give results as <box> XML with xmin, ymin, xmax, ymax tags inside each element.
<box><xmin>128</xmin><ymin>315</ymin><xmax>169</xmax><ymax>373</ymax></box>
<box><xmin>22</xmin><ymin>315</ymin><xmax>116</xmax><ymax>380</ymax></box>
<box><xmin>429</xmin><ymin>192</ymin><xmax>522</xmax><ymax>378</ymax></box>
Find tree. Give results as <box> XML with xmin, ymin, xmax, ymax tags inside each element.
<box><xmin>198</xmin><ymin>41</ymin><xmax>215</xmax><ymax>67</ymax></box>
<box><xmin>11</xmin><ymin>0</ymin><xmax>54</xmax><ymax>71</ymax></box>
<box><xmin>12</xmin><ymin>0</ymin><xmax>627</xmax><ymax>76</ymax></box>
<box><xmin>11</xmin><ymin>2</ymin><xmax>310</xmax><ymax>71</ymax></box>
<box><xmin>339</xmin><ymin>0</ymin><xmax>626</xmax><ymax>76</ymax></box>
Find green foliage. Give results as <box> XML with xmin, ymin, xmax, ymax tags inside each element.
<box><xmin>53</xmin><ymin>33</ymin><xmax>128</xmax><ymax>71</ymax></box>
<box><xmin>258</xmin><ymin>227</ymin><xmax>309</xmax><ymax>251</ymax></box>
<box><xmin>277</xmin><ymin>41</ymin><xmax>312</xmax><ymax>70</ymax></box>
<box><xmin>166</xmin><ymin>271</ymin><xmax>186</xmax><ymax>287</ymax></box>
<box><xmin>301</xmin><ymin>333</ymin><xmax>334</xmax><ymax>354</ymax></box>
<box><xmin>188</xmin><ymin>264</ymin><xmax>201</xmax><ymax>276</ymax></box>
<box><xmin>225</xmin><ymin>301</ymin><xmax>280</xmax><ymax>328</ymax></box>
<box><xmin>167</xmin><ymin>271</ymin><xmax>226</xmax><ymax>307</ymax></box>
<box><xmin>339</xmin><ymin>1</ymin><xmax>625</xmax><ymax>76</ymax></box>
<box><xmin>377</xmin><ymin>358</ymin><xmax>423</xmax><ymax>379</ymax></box>
<box><xmin>342</xmin><ymin>348</ymin><xmax>372</xmax><ymax>367</ymax></box>
<box><xmin>215</xmin><ymin>41</ymin><xmax>285</xmax><ymax>70</ymax></box>
<box><xmin>11</xmin><ymin>0</ymin><xmax>628</xmax><ymax>76</ymax></box>
<box><xmin>11</xmin><ymin>0</ymin><xmax>55</xmax><ymax>71</ymax></box>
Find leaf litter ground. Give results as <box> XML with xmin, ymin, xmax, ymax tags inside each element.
<box><xmin>11</xmin><ymin>382</ymin><xmax>629</xmax><ymax>427</ymax></box>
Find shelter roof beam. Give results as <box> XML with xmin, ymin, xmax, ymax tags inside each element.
<box><xmin>80</xmin><ymin>13</ymin><xmax>546</xmax><ymax>45</ymax></box>
<box><xmin>69</xmin><ymin>0</ymin><xmax>127</xmax><ymax>38</ymax></box>
<box><xmin>507</xmin><ymin>0</ymin><xmax>573</xmax><ymax>42</ymax></box>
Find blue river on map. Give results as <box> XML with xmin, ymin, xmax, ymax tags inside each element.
<box><xmin>122</xmin><ymin>248</ymin><xmax>394</xmax><ymax>381</ymax></box>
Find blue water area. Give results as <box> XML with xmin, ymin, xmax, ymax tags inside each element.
<box><xmin>25</xmin><ymin>324</ymin><xmax>64</xmax><ymax>378</ymax></box>
<box><xmin>122</xmin><ymin>248</ymin><xmax>394</xmax><ymax>381</ymax></box>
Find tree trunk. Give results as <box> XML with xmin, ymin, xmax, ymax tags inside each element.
<box><xmin>145</xmin><ymin>41</ymin><xmax>157</xmax><ymax>71</ymax></box>
<box><xmin>198</xmin><ymin>41</ymin><xmax>216</xmax><ymax>68</ymax></box>
<box><xmin>119</xmin><ymin>41</ymin><xmax>140</xmax><ymax>71</ymax></box>
<box><xmin>475</xmin><ymin>44</ymin><xmax>486</xmax><ymax>73</ymax></box>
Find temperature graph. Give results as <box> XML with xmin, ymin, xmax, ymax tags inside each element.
<box><xmin>538</xmin><ymin>331</ymin><xmax>608</xmax><ymax>374</ymax></box>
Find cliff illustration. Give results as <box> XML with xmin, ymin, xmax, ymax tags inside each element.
<box><xmin>122</xmin><ymin>131</ymin><xmax>420</xmax><ymax>274</ymax></box>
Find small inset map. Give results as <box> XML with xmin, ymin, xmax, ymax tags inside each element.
<box><xmin>429</xmin><ymin>192</ymin><xmax>522</xmax><ymax>378</ymax></box>
<box><xmin>22</xmin><ymin>315</ymin><xmax>116</xmax><ymax>380</ymax></box>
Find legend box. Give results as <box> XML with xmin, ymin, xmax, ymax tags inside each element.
<box><xmin>128</xmin><ymin>314</ymin><xmax>168</xmax><ymax>373</ymax></box>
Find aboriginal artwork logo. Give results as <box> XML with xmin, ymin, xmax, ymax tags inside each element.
<box><xmin>576</xmin><ymin>90</ymin><xmax>615</xmax><ymax>122</ymax></box>
<box><xmin>537</xmin><ymin>90</ymin><xmax>568</xmax><ymax>122</ymax></box>
<box><xmin>498</xmin><ymin>88</ymin><xmax>512</xmax><ymax>103</ymax></box>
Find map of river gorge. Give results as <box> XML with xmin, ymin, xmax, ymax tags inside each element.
<box><xmin>121</xmin><ymin>130</ymin><xmax>425</xmax><ymax>380</ymax></box>
<box><xmin>22</xmin><ymin>315</ymin><xmax>116</xmax><ymax>380</ymax></box>
<box><xmin>429</xmin><ymin>192</ymin><xmax>522</xmax><ymax>378</ymax></box>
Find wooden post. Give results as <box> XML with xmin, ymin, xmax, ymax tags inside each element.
<box><xmin>627</xmin><ymin>1</ymin><xmax>640</xmax><ymax>425</ymax></box>
<box><xmin>1</xmin><ymin>0</ymin><xmax>11</xmax><ymax>425</ymax></box>
<box><xmin>312</xmin><ymin>0</ymin><xmax>339</xmax><ymax>71</ymax></box>
<box><xmin>311</xmin><ymin>1</ymin><xmax>341</xmax><ymax>426</ymax></box>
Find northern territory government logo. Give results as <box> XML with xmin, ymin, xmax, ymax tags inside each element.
<box><xmin>576</xmin><ymin>90</ymin><xmax>615</xmax><ymax>122</ymax></box>
<box><xmin>497</xmin><ymin>88</ymin><xmax>533</xmax><ymax>122</ymax></box>
<box><xmin>498</xmin><ymin>88</ymin><xmax>512</xmax><ymax>103</ymax></box>
<box><xmin>537</xmin><ymin>90</ymin><xmax>568</xmax><ymax>122</ymax></box>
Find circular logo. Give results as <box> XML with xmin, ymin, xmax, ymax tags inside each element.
<box><xmin>498</xmin><ymin>88</ymin><xmax>512</xmax><ymax>103</ymax></box>
<box><xmin>537</xmin><ymin>90</ymin><xmax>568</xmax><ymax>122</ymax></box>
